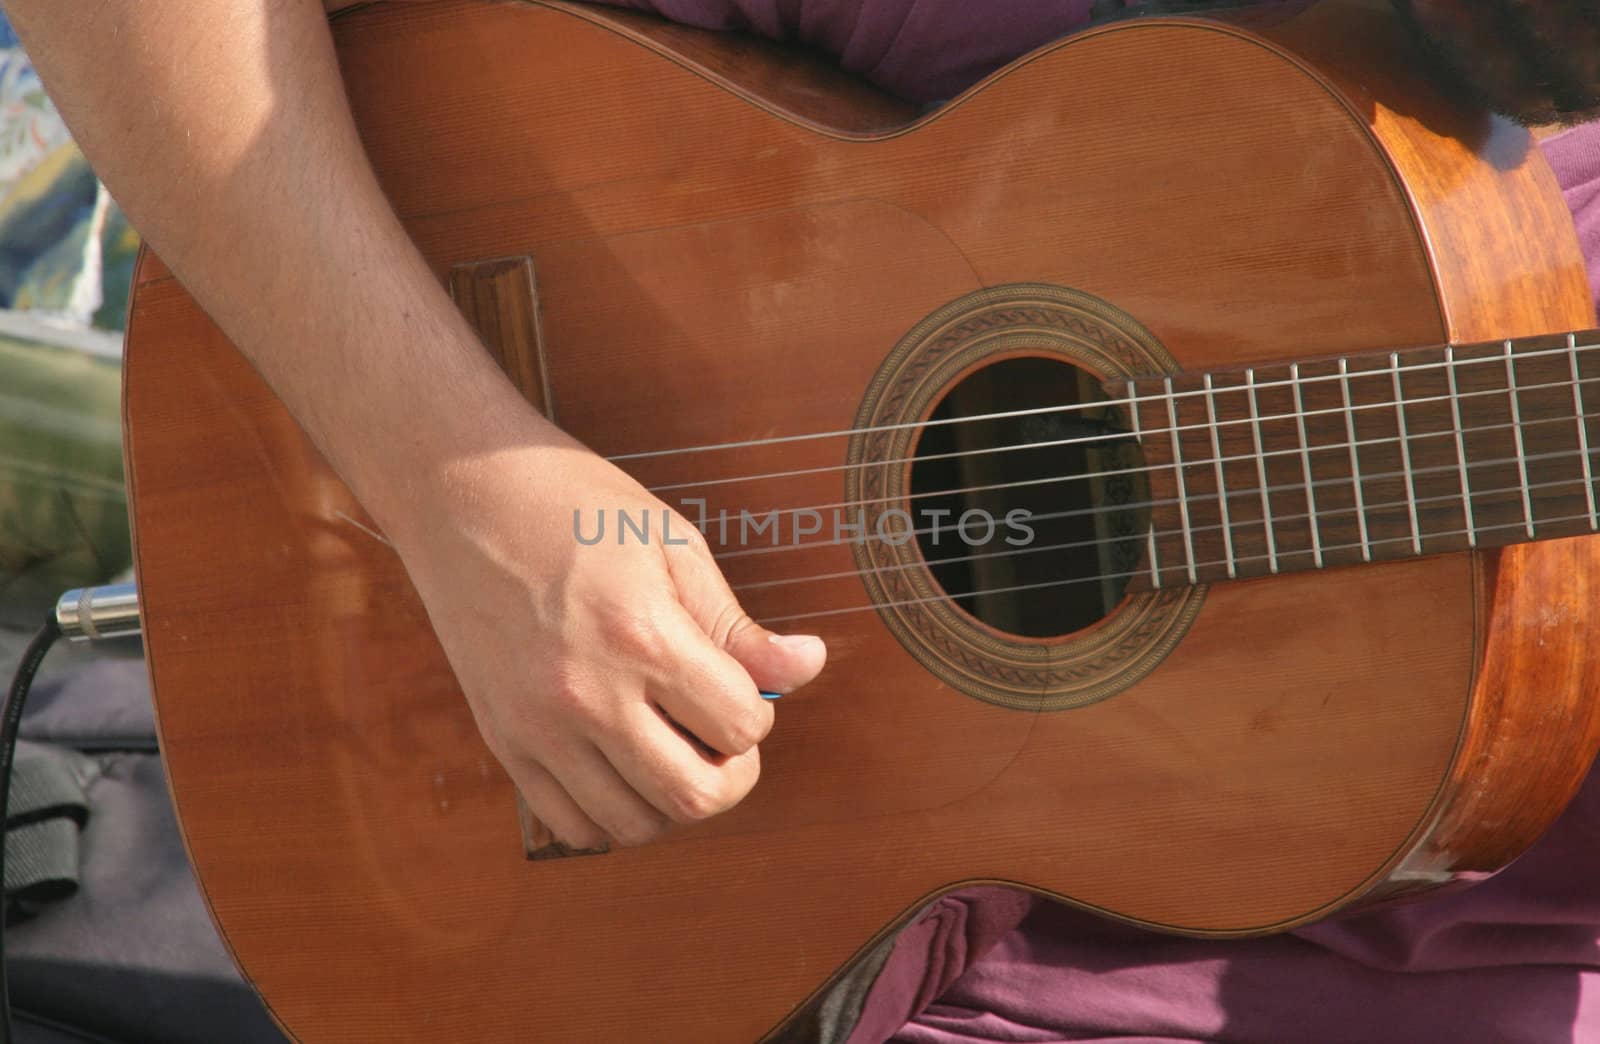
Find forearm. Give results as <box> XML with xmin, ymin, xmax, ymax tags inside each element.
<box><xmin>7</xmin><ymin>0</ymin><xmax>826</xmax><ymax>852</ymax></box>
<box><xmin>4</xmin><ymin>0</ymin><xmax>564</xmax><ymax>541</ymax></box>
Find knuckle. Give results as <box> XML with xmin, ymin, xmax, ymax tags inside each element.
<box><xmin>706</xmin><ymin>602</ymin><xmax>750</xmax><ymax>650</ymax></box>
<box><xmin>723</xmin><ymin>610</ymin><xmax>761</xmax><ymax>647</ymax></box>
<box><xmin>609</xmin><ymin>611</ymin><xmax>669</xmax><ymax>664</ymax></box>
<box><xmin>721</xmin><ymin>702</ymin><xmax>773</xmax><ymax>753</ymax></box>
<box><xmin>545</xmin><ymin>663</ymin><xmax>598</xmax><ymax>721</ymax></box>
<box><xmin>675</xmin><ymin>520</ymin><xmax>710</xmax><ymax>555</ymax></box>
<box><xmin>664</xmin><ymin>775</ymin><xmax>737</xmax><ymax>824</ymax></box>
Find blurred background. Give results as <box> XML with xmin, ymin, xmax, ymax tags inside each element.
<box><xmin>0</xmin><ymin>11</ymin><xmax>138</xmax><ymax>641</ymax></box>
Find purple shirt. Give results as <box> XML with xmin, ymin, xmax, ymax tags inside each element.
<box><xmin>594</xmin><ymin>3</ymin><xmax>1600</xmax><ymax>1040</ymax></box>
<box><xmin>604</xmin><ymin>0</ymin><xmax>1113</xmax><ymax>103</ymax></box>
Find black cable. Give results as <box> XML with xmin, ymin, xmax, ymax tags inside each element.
<box><xmin>0</xmin><ymin>618</ymin><xmax>61</xmax><ymax>1044</ymax></box>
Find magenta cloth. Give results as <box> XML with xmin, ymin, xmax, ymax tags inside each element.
<box><xmin>582</xmin><ymin>2</ymin><xmax>1600</xmax><ymax>1040</ymax></box>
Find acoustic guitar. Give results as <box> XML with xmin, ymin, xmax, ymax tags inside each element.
<box><xmin>121</xmin><ymin>0</ymin><xmax>1600</xmax><ymax>1040</ymax></box>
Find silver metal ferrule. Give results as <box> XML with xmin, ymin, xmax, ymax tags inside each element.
<box><xmin>54</xmin><ymin>583</ymin><xmax>142</xmax><ymax>642</ymax></box>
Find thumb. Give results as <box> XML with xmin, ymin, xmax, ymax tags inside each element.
<box><xmin>726</xmin><ymin>626</ymin><xmax>828</xmax><ymax>697</ymax></box>
<box><xmin>662</xmin><ymin>532</ymin><xmax>827</xmax><ymax>695</ymax></box>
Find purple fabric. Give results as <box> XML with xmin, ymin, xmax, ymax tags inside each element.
<box><xmin>881</xmin><ymin>765</ymin><xmax>1600</xmax><ymax>1043</ymax></box>
<box><xmin>844</xmin><ymin>888</ymin><xmax>1037</xmax><ymax>1044</ymax></box>
<box><xmin>604</xmin><ymin>0</ymin><xmax>1102</xmax><ymax>102</ymax></box>
<box><xmin>584</xmin><ymin>2</ymin><xmax>1600</xmax><ymax>1040</ymax></box>
<box><xmin>1548</xmin><ymin>124</ymin><xmax>1600</xmax><ymax>312</ymax></box>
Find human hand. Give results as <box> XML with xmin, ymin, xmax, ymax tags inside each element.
<box><xmin>390</xmin><ymin>431</ymin><xmax>827</xmax><ymax>850</ymax></box>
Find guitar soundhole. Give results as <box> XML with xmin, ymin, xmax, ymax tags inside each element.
<box><xmin>847</xmin><ymin>283</ymin><xmax>1203</xmax><ymax>711</ymax></box>
<box><xmin>910</xmin><ymin>357</ymin><xmax>1150</xmax><ymax>638</ymax></box>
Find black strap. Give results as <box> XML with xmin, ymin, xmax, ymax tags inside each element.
<box><xmin>3</xmin><ymin>743</ymin><xmax>93</xmax><ymax>910</ymax></box>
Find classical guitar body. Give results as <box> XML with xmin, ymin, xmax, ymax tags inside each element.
<box><xmin>122</xmin><ymin>1</ymin><xmax>1600</xmax><ymax>1041</ymax></box>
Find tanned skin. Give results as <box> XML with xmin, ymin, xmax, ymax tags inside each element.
<box><xmin>3</xmin><ymin>0</ymin><xmax>1596</xmax><ymax>850</ymax></box>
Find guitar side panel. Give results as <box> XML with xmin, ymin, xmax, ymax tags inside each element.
<box><xmin>1255</xmin><ymin>1</ymin><xmax>1600</xmax><ymax>899</ymax></box>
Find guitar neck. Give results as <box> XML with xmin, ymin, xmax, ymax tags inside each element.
<box><xmin>1119</xmin><ymin>330</ymin><xmax>1600</xmax><ymax>588</ymax></box>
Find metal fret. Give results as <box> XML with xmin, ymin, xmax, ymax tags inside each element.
<box><xmin>1245</xmin><ymin>367</ymin><xmax>1279</xmax><ymax>574</ymax></box>
<box><xmin>1290</xmin><ymin>364</ymin><xmax>1322</xmax><ymax>568</ymax></box>
<box><xmin>1166</xmin><ymin>377</ymin><xmax>1199</xmax><ymax>585</ymax></box>
<box><xmin>1128</xmin><ymin>392</ymin><xmax>1161</xmax><ymax>589</ymax></box>
<box><xmin>1390</xmin><ymin>353</ymin><xmax>1423</xmax><ymax>555</ymax></box>
<box><xmin>1202</xmin><ymin>374</ymin><xmax>1236</xmax><ymax>578</ymax></box>
<box><xmin>1445</xmin><ymin>345</ymin><xmax>1477</xmax><ymax>548</ymax></box>
<box><xmin>1336</xmin><ymin>358</ymin><xmax>1371</xmax><ymax>562</ymax></box>
<box><xmin>1504</xmin><ymin>340</ymin><xmax>1536</xmax><ymax>539</ymax></box>
<box><xmin>1568</xmin><ymin>333</ymin><xmax>1598</xmax><ymax>530</ymax></box>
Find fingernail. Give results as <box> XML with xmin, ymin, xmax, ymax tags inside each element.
<box><xmin>769</xmin><ymin>633</ymin><xmax>823</xmax><ymax>651</ymax></box>
<box><xmin>760</xmin><ymin>691</ymin><xmax>783</xmax><ymax>701</ymax></box>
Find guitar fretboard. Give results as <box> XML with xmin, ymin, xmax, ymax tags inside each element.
<box><xmin>1117</xmin><ymin>330</ymin><xmax>1600</xmax><ymax>588</ymax></box>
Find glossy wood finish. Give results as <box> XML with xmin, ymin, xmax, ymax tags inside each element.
<box><xmin>122</xmin><ymin>2</ymin><xmax>1600</xmax><ymax>1040</ymax></box>
<box><xmin>1265</xmin><ymin>0</ymin><xmax>1600</xmax><ymax>899</ymax></box>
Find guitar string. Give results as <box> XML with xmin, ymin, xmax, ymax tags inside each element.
<box><xmin>730</xmin><ymin>472</ymin><xmax>1592</xmax><ymax>594</ymax></box>
<box><xmin>754</xmin><ymin>510</ymin><xmax>1600</xmax><ymax>626</ymax></box>
<box><xmin>665</xmin><ymin>377</ymin><xmax>1599</xmax><ymax>525</ymax></box>
<box><xmin>606</xmin><ymin>336</ymin><xmax>1599</xmax><ymax>466</ymax></box>
<box><xmin>642</xmin><ymin>369</ymin><xmax>1600</xmax><ymax>498</ymax></box>
<box><xmin>718</xmin><ymin>452</ymin><xmax>1593</xmax><ymax>593</ymax></box>
<box><xmin>702</xmin><ymin>412</ymin><xmax>1600</xmax><ymax>565</ymax></box>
